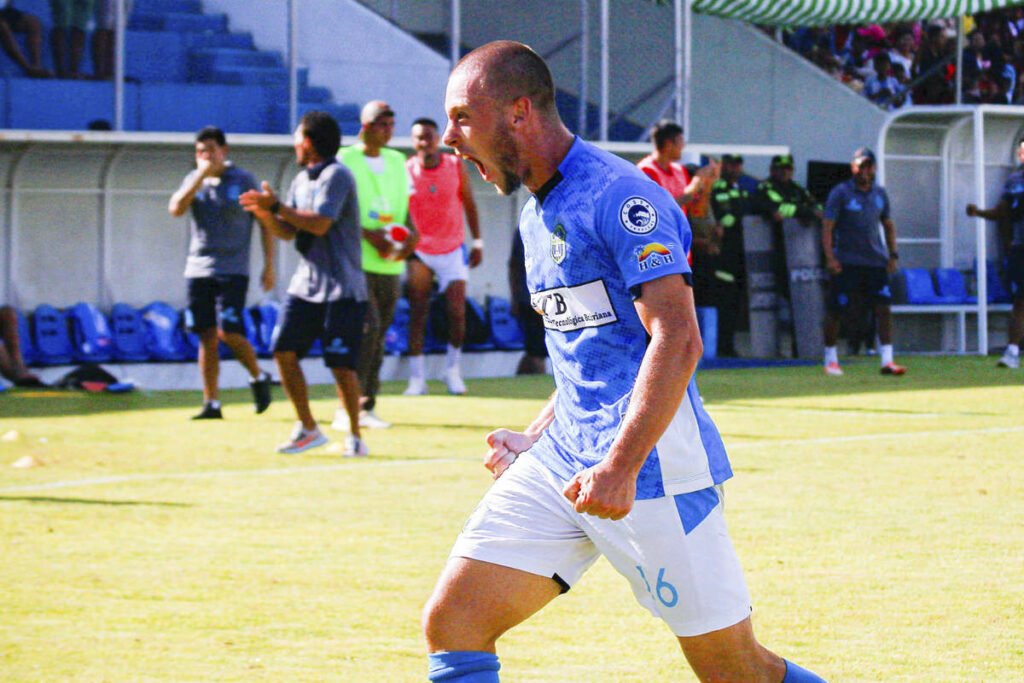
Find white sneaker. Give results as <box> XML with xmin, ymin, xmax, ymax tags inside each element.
<box><xmin>276</xmin><ymin>422</ymin><xmax>328</xmax><ymax>454</ymax></box>
<box><xmin>331</xmin><ymin>407</ymin><xmax>350</xmax><ymax>432</ymax></box>
<box><xmin>997</xmin><ymin>350</ymin><xmax>1020</xmax><ymax>369</ymax></box>
<box><xmin>342</xmin><ymin>434</ymin><xmax>369</xmax><ymax>457</ymax></box>
<box><xmin>359</xmin><ymin>409</ymin><xmax>392</xmax><ymax>429</ymax></box>
<box><xmin>403</xmin><ymin>376</ymin><xmax>428</xmax><ymax>396</ymax></box>
<box><xmin>824</xmin><ymin>362</ymin><xmax>843</xmax><ymax>376</ymax></box>
<box><xmin>444</xmin><ymin>367</ymin><xmax>467</xmax><ymax>395</ymax></box>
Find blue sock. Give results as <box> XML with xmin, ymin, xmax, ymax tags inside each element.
<box><xmin>783</xmin><ymin>659</ymin><xmax>828</xmax><ymax>682</ymax></box>
<box><xmin>427</xmin><ymin>651</ymin><xmax>500</xmax><ymax>682</ymax></box>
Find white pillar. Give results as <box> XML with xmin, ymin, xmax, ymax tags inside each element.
<box><xmin>450</xmin><ymin>0</ymin><xmax>461</xmax><ymax>72</ymax></box>
<box><xmin>599</xmin><ymin>0</ymin><xmax>609</xmax><ymax>141</ymax></box>
<box><xmin>578</xmin><ymin>0</ymin><xmax>589</xmax><ymax>137</ymax></box>
<box><xmin>114</xmin><ymin>0</ymin><xmax>126</xmax><ymax>130</ymax></box>
<box><xmin>973</xmin><ymin>109</ymin><xmax>988</xmax><ymax>354</ymax></box>
<box><xmin>288</xmin><ymin>0</ymin><xmax>299</xmax><ymax>133</ymax></box>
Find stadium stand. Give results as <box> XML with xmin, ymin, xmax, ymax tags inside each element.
<box><xmin>0</xmin><ymin>0</ymin><xmax>361</xmax><ymax>133</ymax></box>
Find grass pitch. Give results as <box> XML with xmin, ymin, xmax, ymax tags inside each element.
<box><xmin>1</xmin><ymin>357</ymin><xmax>1022</xmax><ymax>681</ymax></box>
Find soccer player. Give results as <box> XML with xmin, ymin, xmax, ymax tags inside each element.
<box><xmin>421</xmin><ymin>41</ymin><xmax>828</xmax><ymax>683</ymax></box>
<box><xmin>966</xmin><ymin>136</ymin><xmax>1024</xmax><ymax>369</ymax></box>
<box><xmin>168</xmin><ymin>126</ymin><xmax>274</xmax><ymax>420</ymax></box>
<box><xmin>821</xmin><ymin>147</ymin><xmax>905</xmax><ymax>376</ymax></box>
<box><xmin>239</xmin><ymin>111</ymin><xmax>369</xmax><ymax>457</ymax></box>
<box><xmin>404</xmin><ymin>117</ymin><xmax>483</xmax><ymax>396</ymax></box>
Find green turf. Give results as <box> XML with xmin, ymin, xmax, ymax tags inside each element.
<box><xmin>1</xmin><ymin>357</ymin><xmax>1022</xmax><ymax>681</ymax></box>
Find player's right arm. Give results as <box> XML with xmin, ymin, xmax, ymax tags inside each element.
<box><xmin>966</xmin><ymin>199</ymin><xmax>1008</xmax><ymax>222</ymax></box>
<box><xmin>167</xmin><ymin>161</ymin><xmax>213</xmax><ymax>217</ymax></box>
<box><xmin>484</xmin><ymin>391</ymin><xmax>556</xmax><ymax>479</ymax></box>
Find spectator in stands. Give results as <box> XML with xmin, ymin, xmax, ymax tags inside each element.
<box><xmin>49</xmin><ymin>0</ymin><xmax>90</xmax><ymax>79</ymax></box>
<box><xmin>912</xmin><ymin>23</ymin><xmax>955</xmax><ymax>104</ymax></box>
<box><xmin>507</xmin><ymin>226</ymin><xmax>547</xmax><ymax>375</ymax></box>
<box><xmin>821</xmin><ymin>147</ymin><xmax>905</xmax><ymax>377</ymax></box>
<box><xmin>706</xmin><ymin>154</ymin><xmax>749</xmax><ymax>357</ymax></box>
<box><xmin>168</xmin><ymin>126</ymin><xmax>274</xmax><ymax>420</ymax></box>
<box><xmin>340</xmin><ymin>100</ymin><xmax>418</xmax><ymax>430</ymax></box>
<box><xmin>92</xmin><ymin>0</ymin><xmax>132</xmax><ymax>80</ymax></box>
<box><xmin>0</xmin><ymin>2</ymin><xmax>51</xmax><ymax>78</ymax></box>
<box><xmin>966</xmin><ymin>136</ymin><xmax>1024</xmax><ymax>369</ymax></box>
<box><xmin>402</xmin><ymin>117</ymin><xmax>481</xmax><ymax>397</ymax></box>
<box><xmin>888</xmin><ymin>28</ymin><xmax>917</xmax><ymax>84</ymax></box>
<box><xmin>240</xmin><ymin>111</ymin><xmax>369</xmax><ymax>457</ymax></box>
<box><xmin>0</xmin><ymin>305</ymin><xmax>44</xmax><ymax>386</ymax></box>
<box><xmin>863</xmin><ymin>52</ymin><xmax>907</xmax><ymax>109</ymax></box>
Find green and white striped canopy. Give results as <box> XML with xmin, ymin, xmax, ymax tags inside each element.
<box><xmin>654</xmin><ymin>0</ymin><xmax>1024</xmax><ymax>27</ymax></box>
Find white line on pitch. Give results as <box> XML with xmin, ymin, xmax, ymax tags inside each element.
<box><xmin>3</xmin><ymin>425</ymin><xmax>1023</xmax><ymax>495</ymax></box>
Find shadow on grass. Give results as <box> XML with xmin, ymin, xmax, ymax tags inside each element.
<box><xmin>1</xmin><ymin>357</ymin><xmax>1020</xmax><ymax>418</ymax></box>
<box><xmin>0</xmin><ymin>495</ymin><xmax>190</xmax><ymax>506</ymax></box>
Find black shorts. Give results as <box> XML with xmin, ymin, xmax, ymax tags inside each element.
<box><xmin>1004</xmin><ymin>247</ymin><xmax>1024</xmax><ymax>300</ymax></box>
<box><xmin>186</xmin><ymin>275</ymin><xmax>249</xmax><ymax>334</ymax></box>
<box><xmin>827</xmin><ymin>264</ymin><xmax>892</xmax><ymax>313</ymax></box>
<box><xmin>272</xmin><ymin>296</ymin><xmax>367</xmax><ymax>369</ymax></box>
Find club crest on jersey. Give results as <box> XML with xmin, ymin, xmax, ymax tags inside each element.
<box><xmin>634</xmin><ymin>243</ymin><xmax>675</xmax><ymax>272</ymax></box>
<box><xmin>619</xmin><ymin>196</ymin><xmax>658</xmax><ymax>234</ymax></box>
<box><xmin>551</xmin><ymin>223</ymin><xmax>567</xmax><ymax>264</ymax></box>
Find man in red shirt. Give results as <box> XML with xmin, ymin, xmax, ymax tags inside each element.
<box><xmin>404</xmin><ymin>117</ymin><xmax>483</xmax><ymax>395</ymax></box>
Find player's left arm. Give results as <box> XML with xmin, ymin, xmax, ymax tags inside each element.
<box><xmin>882</xmin><ymin>217</ymin><xmax>899</xmax><ymax>273</ymax></box>
<box><xmin>564</xmin><ymin>274</ymin><xmax>699</xmax><ymax>520</ymax></box>
<box><xmin>459</xmin><ymin>162</ymin><xmax>483</xmax><ymax>267</ymax></box>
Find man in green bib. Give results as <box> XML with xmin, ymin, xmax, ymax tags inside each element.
<box><xmin>339</xmin><ymin>100</ymin><xmax>419</xmax><ymax>430</ymax></box>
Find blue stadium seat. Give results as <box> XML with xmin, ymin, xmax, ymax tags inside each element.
<box><xmin>14</xmin><ymin>308</ymin><xmax>38</xmax><ymax>366</ymax></box>
<box><xmin>486</xmin><ymin>296</ymin><xmax>525</xmax><ymax>350</ymax></box>
<box><xmin>139</xmin><ymin>301</ymin><xmax>190</xmax><ymax>361</ymax></box>
<box><xmin>68</xmin><ymin>302</ymin><xmax>114</xmax><ymax>363</ymax></box>
<box><xmin>110</xmin><ymin>303</ymin><xmax>150</xmax><ymax>362</ymax></box>
<box><xmin>464</xmin><ymin>297</ymin><xmax>495</xmax><ymax>351</ymax></box>
<box><xmin>384</xmin><ymin>298</ymin><xmax>410</xmax><ymax>356</ymax></box>
<box><xmin>902</xmin><ymin>268</ymin><xmax>960</xmax><ymax>304</ymax></box>
<box><xmin>31</xmin><ymin>304</ymin><xmax>74</xmax><ymax>365</ymax></box>
<box><xmin>934</xmin><ymin>268</ymin><xmax>977</xmax><ymax>304</ymax></box>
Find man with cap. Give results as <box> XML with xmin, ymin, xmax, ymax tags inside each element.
<box><xmin>821</xmin><ymin>147</ymin><xmax>905</xmax><ymax>376</ymax></box>
<box><xmin>706</xmin><ymin>153</ymin><xmax>750</xmax><ymax>356</ymax></box>
<box><xmin>339</xmin><ymin>100</ymin><xmax>419</xmax><ymax>430</ymax></box>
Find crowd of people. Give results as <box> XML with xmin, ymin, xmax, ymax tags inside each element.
<box><xmin>782</xmin><ymin>7</ymin><xmax>1024</xmax><ymax>109</ymax></box>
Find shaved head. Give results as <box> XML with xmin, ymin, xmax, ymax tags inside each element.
<box><xmin>452</xmin><ymin>41</ymin><xmax>557</xmax><ymax>115</ymax></box>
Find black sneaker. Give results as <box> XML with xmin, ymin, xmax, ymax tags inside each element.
<box><xmin>250</xmin><ymin>373</ymin><xmax>272</xmax><ymax>414</ymax></box>
<box><xmin>191</xmin><ymin>403</ymin><xmax>223</xmax><ymax>420</ymax></box>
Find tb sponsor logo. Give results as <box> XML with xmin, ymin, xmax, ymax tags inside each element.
<box><xmin>531</xmin><ymin>279</ymin><xmax>618</xmax><ymax>332</ymax></box>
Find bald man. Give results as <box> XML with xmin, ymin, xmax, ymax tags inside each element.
<box><xmin>421</xmin><ymin>41</ymin><xmax>828</xmax><ymax>683</ymax></box>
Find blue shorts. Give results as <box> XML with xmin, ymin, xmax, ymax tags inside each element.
<box><xmin>827</xmin><ymin>264</ymin><xmax>892</xmax><ymax>313</ymax></box>
<box><xmin>272</xmin><ymin>296</ymin><xmax>366</xmax><ymax>369</ymax></box>
<box><xmin>185</xmin><ymin>275</ymin><xmax>249</xmax><ymax>335</ymax></box>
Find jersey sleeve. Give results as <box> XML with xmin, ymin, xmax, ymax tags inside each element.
<box><xmin>315</xmin><ymin>166</ymin><xmax>352</xmax><ymax>220</ymax></box>
<box><xmin>823</xmin><ymin>184</ymin><xmax>844</xmax><ymax>221</ymax></box>
<box><xmin>879</xmin><ymin>187</ymin><xmax>891</xmax><ymax>221</ymax></box>
<box><xmin>596</xmin><ymin>175</ymin><xmax>692</xmax><ymax>295</ymax></box>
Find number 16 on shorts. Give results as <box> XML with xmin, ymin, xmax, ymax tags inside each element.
<box><xmin>636</xmin><ymin>565</ymin><xmax>678</xmax><ymax>608</ymax></box>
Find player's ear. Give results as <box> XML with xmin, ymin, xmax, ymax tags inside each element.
<box><xmin>509</xmin><ymin>96</ymin><xmax>531</xmax><ymax>126</ymax></box>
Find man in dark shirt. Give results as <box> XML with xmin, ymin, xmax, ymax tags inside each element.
<box><xmin>822</xmin><ymin>147</ymin><xmax>905</xmax><ymax>376</ymax></box>
<box><xmin>168</xmin><ymin>126</ymin><xmax>274</xmax><ymax>420</ymax></box>
<box><xmin>966</xmin><ymin>136</ymin><xmax>1024</xmax><ymax>368</ymax></box>
<box><xmin>707</xmin><ymin>154</ymin><xmax>749</xmax><ymax>356</ymax></box>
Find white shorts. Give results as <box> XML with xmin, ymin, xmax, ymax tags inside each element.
<box><xmin>414</xmin><ymin>246</ymin><xmax>468</xmax><ymax>292</ymax></box>
<box><xmin>450</xmin><ymin>452</ymin><xmax>752</xmax><ymax>637</ymax></box>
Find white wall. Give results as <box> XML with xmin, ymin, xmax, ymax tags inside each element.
<box><xmin>201</xmin><ymin>0</ymin><xmax>452</xmax><ymax>131</ymax></box>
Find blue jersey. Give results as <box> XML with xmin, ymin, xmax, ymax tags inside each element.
<box><xmin>823</xmin><ymin>179</ymin><xmax>891</xmax><ymax>267</ymax></box>
<box><xmin>522</xmin><ymin>138</ymin><xmax>732</xmax><ymax>500</ymax></box>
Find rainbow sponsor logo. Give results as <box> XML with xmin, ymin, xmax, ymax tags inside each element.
<box><xmin>634</xmin><ymin>242</ymin><xmax>675</xmax><ymax>272</ymax></box>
